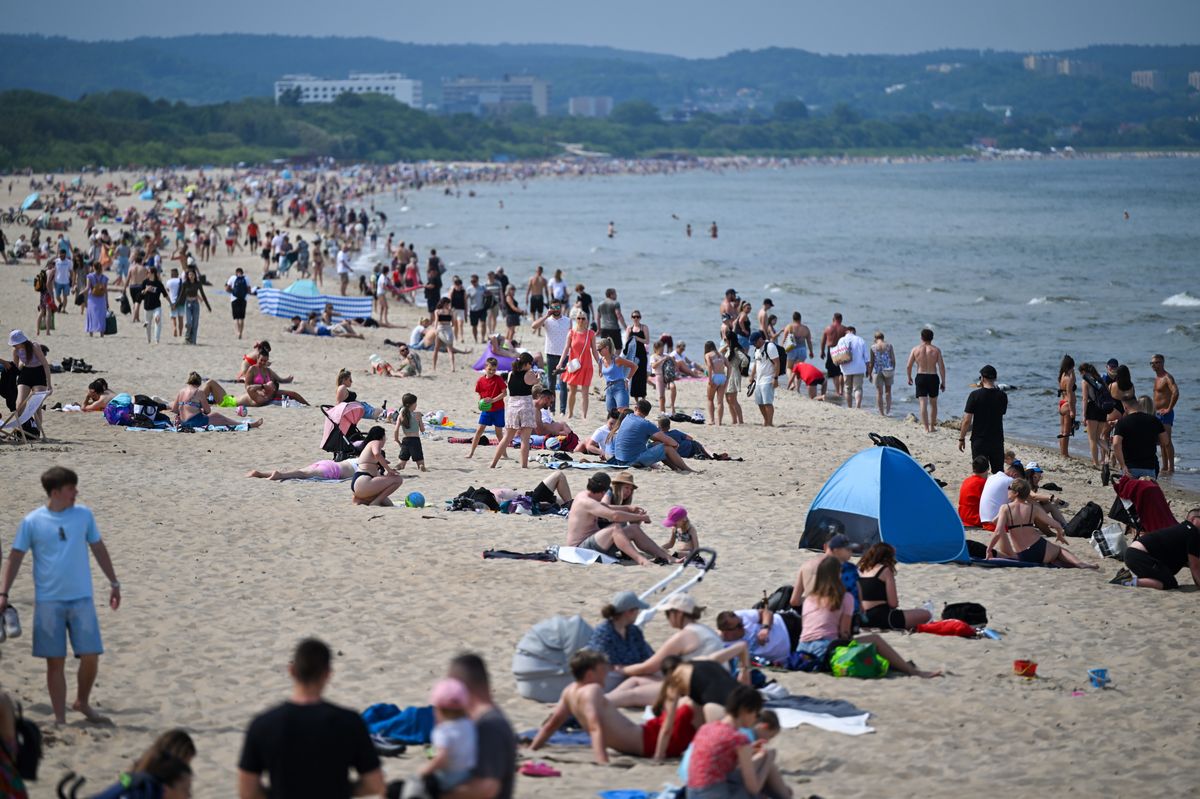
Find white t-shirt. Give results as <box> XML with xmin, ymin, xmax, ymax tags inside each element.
<box><xmin>225</xmin><ymin>274</ymin><xmax>252</xmax><ymax>303</ymax></box>
<box><xmin>376</xmin><ymin>272</ymin><xmax>390</xmax><ymax>297</ymax></box>
<box><xmin>409</xmin><ymin>325</ymin><xmax>426</xmax><ymax>347</ymax></box>
<box><xmin>753</xmin><ymin>342</ymin><xmax>780</xmax><ymax>381</ymax></box>
<box><xmin>165</xmin><ymin>277</ymin><xmax>182</xmax><ymax>305</ymax></box>
<box><xmin>53</xmin><ymin>257</ymin><xmax>72</xmax><ymax>285</ymax></box>
<box><xmin>431</xmin><ymin>717</ymin><xmax>477</xmax><ymax>776</ymax></box>
<box><xmin>590</xmin><ymin>425</ymin><xmax>614</xmax><ymax>458</ymax></box>
<box><xmin>548</xmin><ymin>279</ymin><xmax>568</xmax><ymax>301</ymax></box>
<box><xmin>838</xmin><ymin>334</ymin><xmax>870</xmax><ymax>376</ymax></box>
<box><xmin>541</xmin><ymin>315</ymin><xmax>572</xmax><ymax>357</ymax></box>
<box><xmin>336</xmin><ymin>249</ymin><xmax>351</xmax><ymax>275</ymax></box>
<box><xmin>978</xmin><ymin>472</ymin><xmax>1014</xmax><ymax>524</ymax></box>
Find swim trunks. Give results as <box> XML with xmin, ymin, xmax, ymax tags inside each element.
<box><xmin>914</xmin><ymin>373</ymin><xmax>940</xmax><ymax>398</ymax></box>
<box><xmin>1157</xmin><ymin>409</ymin><xmax>1175</xmax><ymax>426</ymax></box>
<box><xmin>824</xmin><ymin>352</ymin><xmax>842</xmax><ymax>378</ymax></box>
<box><xmin>578</xmin><ymin>533</ymin><xmax>620</xmax><ymax>559</ymax></box>
<box><xmin>641</xmin><ymin>701</ymin><xmax>695</xmax><ymax>758</ymax></box>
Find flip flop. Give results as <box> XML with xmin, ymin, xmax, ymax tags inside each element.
<box><xmin>519</xmin><ymin>762</ymin><xmax>561</xmax><ymax>778</ymax></box>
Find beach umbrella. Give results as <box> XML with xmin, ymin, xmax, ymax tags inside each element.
<box><xmin>164</xmin><ymin>200</ymin><xmax>184</xmax><ymax>210</ymax></box>
<box><xmin>140</xmin><ymin>189</ymin><xmax>154</xmax><ymax>201</ymax></box>
<box><xmin>281</xmin><ymin>279</ymin><xmax>319</xmax><ymax>297</ymax></box>
<box><xmin>20</xmin><ymin>192</ymin><xmax>39</xmax><ymax>210</ymax></box>
<box><xmin>281</xmin><ymin>169</ymin><xmax>293</xmax><ymax>180</ymax></box>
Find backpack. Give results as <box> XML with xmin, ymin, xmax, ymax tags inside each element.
<box><xmin>231</xmin><ymin>274</ymin><xmax>249</xmax><ymax>300</ymax></box>
<box><xmin>829</xmin><ymin>641</ymin><xmax>889</xmax><ymax>678</ymax></box>
<box><xmin>661</xmin><ymin>356</ymin><xmax>677</xmax><ymax>384</ymax></box>
<box><xmin>1064</xmin><ymin>501</ymin><xmax>1104</xmax><ymax>538</ymax></box>
<box><xmin>33</xmin><ymin>270</ymin><xmax>45</xmax><ymax>293</ymax></box>
<box><xmin>868</xmin><ymin>432</ymin><xmax>910</xmax><ymax>455</ymax></box>
<box><xmin>941</xmin><ymin>602</ymin><xmax>988</xmax><ymax>626</ymax></box>
<box><xmin>15</xmin><ymin>703</ymin><xmax>42</xmax><ymax>781</ymax></box>
<box><xmin>756</xmin><ymin>584</ymin><xmax>794</xmax><ymax>613</ymax></box>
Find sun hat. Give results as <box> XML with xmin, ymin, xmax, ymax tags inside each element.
<box><xmin>1025</xmin><ymin>461</ymin><xmax>1043</xmax><ymax>473</ymax></box>
<box><xmin>979</xmin><ymin>364</ymin><xmax>998</xmax><ymax>380</ymax></box>
<box><xmin>662</xmin><ymin>593</ymin><xmax>704</xmax><ymax>615</ymax></box>
<box><xmin>610</xmin><ymin>472</ymin><xmax>638</xmax><ymax>490</ymax></box>
<box><xmin>610</xmin><ymin>590</ymin><xmax>649</xmax><ymax>614</ymax></box>
<box><xmin>662</xmin><ymin>506</ymin><xmax>689</xmax><ymax>527</ymax></box>
<box><xmin>429</xmin><ymin>678</ymin><xmax>469</xmax><ymax>710</ymax></box>
<box><xmin>8</xmin><ymin>330</ymin><xmax>28</xmax><ymax>346</ymax></box>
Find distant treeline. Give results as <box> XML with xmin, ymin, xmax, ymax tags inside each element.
<box><xmin>3</xmin><ymin>90</ymin><xmax>1199</xmax><ymax>170</ymax></box>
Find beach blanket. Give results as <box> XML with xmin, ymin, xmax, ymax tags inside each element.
<box><xmin>969</xmin><ymin>557</ymin><xmax>1054</xmax><ymax>568</ymax></box>
<box><xmin>362</xmin><ymin>703</ymin><xmax>434</xmax><ymax>744</ymax></box>
<box><xmin>556</xmin><ymin>546</ymin><xmax>621</xmax><ymax>565</ymax></box>
<box><xmin>254</xmin><ymin>287</ymin><xmax>373</xmax><ymax>321</ymax></box>
<box><xmin>769</xmin><ymin>708</ymin><xmax>874</xmax><ymax>735</ymax></box>
<box><xmin>764</xmin><ymin>695</ymin><xmax>865</xmax><ymax>718</ymax></box>
<box><xmin>518</xmin><ymin>728</ymin><xmax>592</xmax><ymax>746</ymax></box>
<box><xmin>542</xmin><ymin>460</ymin><xmax>629</xmax><ymax>470</ymax></box>
<box><xmin>125</xmin><ymin>423</ymin><xmax>252</xmax><ymax>433</ymax></box>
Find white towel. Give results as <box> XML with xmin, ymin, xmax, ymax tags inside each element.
<box><xmin>770</xmin><ymin>708</ymin><xmax>875</xmax><ymax>736</ymax></box>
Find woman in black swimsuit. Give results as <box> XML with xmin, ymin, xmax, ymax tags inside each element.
<box><xmin>986</xmin><ymin>479</ymin><xmax>1097</xmax><ymax>568</ymax></box>
<box><xmin>8</xmin><ymin>330</ymin><xmax>52</xmax><ymax>434</ymax></box>
<box><xmin>646</xmin><ymin>650</ymin><xmax>751</xmax><ymax>761</ymax></box>
<box><xmin>449</xmin><ymin>276</ymin><xmax>467</xmax><ymax>341</ymax></box>
<box><xmin>858</xmin><ymin>543</ymin><xmax>932</xmax><ymax>630</ymax></box>
<box><xmin>351</xmin><ymin>426</ymin><xmax>405</xmax><ymax>506</ymax></box>
<box><xmin>624</xmin><ymin>311</ymin><xmax>649</xmax><ymax>401</ymax></box>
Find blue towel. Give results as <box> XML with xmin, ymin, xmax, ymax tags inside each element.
<box><xmin>519</xmin><ymin>728</ymin><xmax>592</xmax><ymax>746</ymax></box>
<box><xmin>362</xmin><ymin>703</ymin><xmax>434</xmax><ymax>744</ymax></box>
<box><xmin>598</xmin><ymin>792</ymin><xmax>650</xmax><ymax>799</ymax></box>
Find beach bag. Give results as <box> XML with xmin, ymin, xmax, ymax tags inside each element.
<box><xmin>868</xmin><ymin>432</ymin><xmax>910</xmax><ymax>455</ymax></box>
<box><xmin>32</xmin><ymin>271</ymin><xmax>45</xmax><ymax>293</ymax></box>
<box><xmin>105</xmin><ymin>310</ymin><xmax>118</xmax><ymax>336</ymax></box>
<box><xmin>830</xmin><ymin>342</ymin><xmax>852</xmax><ymax>365</ymax></box>
<box><xmin>1064</xmin><ymin>501</ymin><xmax>1104</xmax><ymax>538</ymax></box>
<box><xmin>737</xmin><ymin>350</ymin><xmax>750</xmax><ymax>377</ymax></box>
<box><xmin>942</xmin><ymin>602</ymin><xmax>988</xmax><ymax>626</ymax></box>
<box><xmin>119</xmin><ymin>291</ymin><xmax>131</xmax><ymax>316</ymax></box>
<box><xmin>1091</xmin><ymin>523</ymin><xmax>1127</xmax><ymax>560</ymax></box>
<box><xmin>661</xmin><ymin>356</ymin><xmax>677</xmax><ymax>383</ymax></box>
<box><xmin>829</xmin><ymin>641</ymin><xmax>888</xmax><ymax>679</ymax></box>
<box><xmin>14</xmin><ymin>703</ymin><xmax>42</xmax><ymax>781</ymax></box>
<box><xmin>565</xmin><ymin>358</ymin><xmax>582</xmax><ymax>373</ymax></box>
<box><xmin>103</xmin><ymin>394</ymin><xmax>134</xmax><ymax>426</ymax></box>
<box><xmin>757</xmin><ymin>584</ymin><xmax>794</xmax><ymax>613</ymax></box>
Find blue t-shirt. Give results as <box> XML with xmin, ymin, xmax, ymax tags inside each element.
<box><xmin>13</xmin><ymin>505</ymin><xmax>102</xmax><ymax>602</ymax></box>
<box><xmin>612</xmin><ymin>416</ymin><xmax>660</xmax><ymax>462</ymax></box>
<box><xmin>666</xmin><ymin>430</ymin><xmax>696</xmax><ymax>459</ymax></box>
<box><xmin>841</xmin><ymin>562</ymin><xmax>861</xmax><ymax>614</ymax></box>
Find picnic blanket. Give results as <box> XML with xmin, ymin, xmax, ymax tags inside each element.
<box><xmin>126</xmin><ymin>423</ymin><xmax>253</xmax><ymax>433</ymax></box>
<box><xmin>542</xmin><ymin>460</ymin><xmax>629</xmax><ymax>470</ymax></box>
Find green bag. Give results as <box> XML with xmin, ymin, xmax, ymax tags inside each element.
<box><xmin>829</xmin><ymin>641</ymin><xmax>889</xmax><ymax>679</ymax></box>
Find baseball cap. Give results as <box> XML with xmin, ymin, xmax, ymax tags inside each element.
<box><xmin>662</xmin><ymin>506</ymin><xmax>688</xmax><ymax>527</ymax></box>
<box><xmin>826</xmin><ymin>533</ymin><xmax>852</xmax><ymax>550</ymax></box>
<box><xmin>662</xmin><ymin>593</ymin><xmax>704</xmax><ymax>615</ymax></box>
<box><xmin>610</xmin><ymin>590</ymin><xmax>650</xmax><ymax>614</ymax></box>
<box><xmin>1010</xmin><ymin>459</ymin><xmax>1024</xmax><ymax>470</ymax></box>
<box><xmin>979</xmin><ymin>364</ymin><xmax>998</xmax><ymax>380</ymax></box>
<box><xmin>8</xmin><ymin>330</ymin><xmax>28</xmax><ymax>346</ymax></box>
<box><xmin>750</xmin><ymin>330</ymin><xmax>766</xmax><ymax>343</ymax></box>
<box><xmin>429</xmin><ymin>678</ymin><xmax>469</xmax><ymax>710</ymax></box>
<box><xmin>1025</xmin><ymin>461</ymin><xmax>1043</xmax><ymax>473</ymax></box>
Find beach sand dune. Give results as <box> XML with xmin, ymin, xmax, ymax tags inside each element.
<box><xmin>1</xmin><ymin>175</ymin><xmax>1198</xmax><ymax>799</ymax></box>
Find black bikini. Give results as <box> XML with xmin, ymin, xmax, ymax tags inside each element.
<box><xmin>687</xmin><ymin>660</ymin><xmax>738</xmax><ymax>707</ymax></box>
<box><xmin>859</xmin><ymin>571</ymin><xmax>906</xmax><ymax>629</ymax></box>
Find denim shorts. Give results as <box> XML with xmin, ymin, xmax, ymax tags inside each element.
<box><xmin>33</xmin><ymin>597</ymin><xmax>104</xmax><ymax>658</ymax></box>
<box><xmin>606</xmin><ymin>382</ymin><xmax>630</xmax><ymax>411</ymax></box>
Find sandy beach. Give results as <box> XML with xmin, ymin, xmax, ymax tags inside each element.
<box><xmin>2</xmin><ymin>171</ymin><xmax>1199</xmax><ymax>799</ymax></box>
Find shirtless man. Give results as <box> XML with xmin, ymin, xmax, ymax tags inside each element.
<box><xmin>126</xmin><ymin>254</ymin><xmax>149</xmax><ymax>322</ymax></box>
<box><xmin>1151</xmin><ymin>354</ymin><xmax>1179</xmax><ymax>473</ymax></box>
<box><xmin>906</xmin><ymin>328</ymin><xmax>946</xmax><ymax>432</ymax></box>
<box><xmin>783</xmin><ymin>312</ymin><xmax>814</xmax><ymax>370</ymax></box>
<box><xmin>565</xmin><ymin>472</ymin><xmax>673</xmax><ymax>565</ymax></box>
<box><xmin>719</xmin><ymin>288</ymin><xmax>739</xmax><ymax>326</ymax></box>
<box><xmin>526</xmin><ymin>265</ymin><xmax>548</xmax><ymax>319</ymax></box>
<box><xmin>530</xmin><ymin>650</ymin><xmax>693</xmax><ymax>764</ymax></box>
<box><xmin>756</xmin><ymin>298</ymin><xmax>774</xmax><ymax>333</ymax></box>
<box><xmin>820</xmin><ymin>312</ymin><xmax>847</xmax><ymax>395</ymax></box>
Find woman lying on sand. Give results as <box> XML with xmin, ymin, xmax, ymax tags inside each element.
<box><xmin>172</xmin><ymin>372</ymin><xmax>262</xmax><ymax>429</ymax></box>
<box><xmin>247</xmin><ymin>460</ymin><xmax>356</xmax><ymax>481</ymax></box>
<box><xmin>351</xmin><ymin>425</ymin><xmax>405</xmax><ymax>506</ymax></box>
<box><xmin>81</xmin><ymin>378</ymin><xmax>115</xmax><ymax>411</ymax></box>
<box><xmin>986</xmin><ymin>478</ymin><xmax>1097</xmax><ymax>568</ymax></box>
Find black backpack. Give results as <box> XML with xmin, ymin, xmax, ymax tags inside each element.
<box><xmin>231</xmin><ymin>275</ymin><xmax>249</xmax><ymax>300</ymax></box>
<box><xmin>1064</xmin><ymin>501</ymin><xmax>1104</xmax><ymax>538</ymax></box>
<box><xmin>942</xmin><ymin>602</ymin><xmax>988</xmax><ymax>626</ymax></box>
<box><xmin>15</xmin><ymin>702</ymin><xmax>42</xmax><ymax>781</ymax></box>
<box><xmin>756</xmin><ymin>584</ymin><xmax>795</xmax><ymax>613</ymax></box>
<box><xmin>868</xmin><ymin>432</ymin><xmax>910</xmax><ymax>455</ymax></box>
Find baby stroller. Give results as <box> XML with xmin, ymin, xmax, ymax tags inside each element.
<box><xmin>635</xmin><ymin>547</ymin><xmax>718</xmax><ymax>628</ymax></box>
<box><xmin>320</xmin><ymin>401</ymin><xmax>367</xmax><ymax>462</ymax></box>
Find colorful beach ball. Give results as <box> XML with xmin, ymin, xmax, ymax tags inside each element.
<box><xmin>405</xmin><ymin>492</ymin><xmax>426</xmax><ymax>508</ymax></box>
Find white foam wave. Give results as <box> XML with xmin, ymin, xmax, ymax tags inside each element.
<box><xmin>1162</xmin><ymin>292</ymin><xmax>1200</xmax><ymax>307</ymax></box>
<box><xmin>1027</xmin><ymin>296</ymin><xmax>1082</xmax><ymax>305</ymax></box>
<box><xmin>973</xmin><ymin>296</ymin><xmax>987</xmax><ymax>304</ymax></box>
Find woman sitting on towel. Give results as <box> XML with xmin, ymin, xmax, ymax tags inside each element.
<box><xmin>81</xmin><ymin>378</ymin><xmax>115</xmax><ymax>412</ymax></box>
<box><xmin>986</xmin><ymin>478</ymin><xmax>1097</xmax><ymax>569</ymax></box>
<box><xmin>335</xmin><ymin>368</ymin><xmax>392</xmax><ymax>421</ymax></box>
<box><xmin>605</xmin><ymin>593</ymin><xmax>734</xmax><ymax>709</ymax></box>
<box><xmin>796</xmin><ymin>556</ymin><xmax>941</xmax><ymax>678</ymax></box>
<box><xmin>586</xmin><ymin>590</ymin><xmax>655</xmax><ymax>690</ymax></box>
<box><xmin>172</xmin><ymin>372</ymin><xmax>262</xmax><ymax>430</ymax></box>
<box><xmin>351</xmin><ymin>425</ymin><xmax>404</xmax><ymax>506</ymax></box>
<box><xmin>857</xmin><ymin>543</ymin><xmax>932</xmax><ymax>631</ymax></box>
<box><xmin>246</xmin><ymin>460</ymin><xmax>356</xmax><ymax>481</ymax></box>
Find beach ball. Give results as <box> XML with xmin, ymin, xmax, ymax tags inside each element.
<box><xmin>405</xmin><ymin>492</ymin><xmax>426</xmax><ymax>508</ymax></box>
<box><xmin>479</xmin><ymin>400</ymin><xmax>492</xmax><ymax>411</ymax></box>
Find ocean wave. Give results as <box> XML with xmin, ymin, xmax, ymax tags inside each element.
<box><xmin>1167</xmin><ymin>323</ymin><xmax>1200</xmax><ymax>338</ymax></box>
<box><xmin>1162</xmin><ymin>292</ymin><xmax>1200</xmax><ymax>307</ymax></box>
<box><xmin>973</xmin><ymin>296</ymin><xmax>988</xmax><ymax>304</ymax></box>
<box><xmin>1028</xmin><ymin>296</ymin><xmax>1083</xmax><ymax>305</ymax></box>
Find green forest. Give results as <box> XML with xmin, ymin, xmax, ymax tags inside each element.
<box><xmin>3</xmin><ymin>90</ymin><xmax>1199</xmax><ymax>171</ymax></box>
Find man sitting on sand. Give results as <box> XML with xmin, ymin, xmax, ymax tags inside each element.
<box><xmin>610</xmin><ymin>400</ymin><xmax>694</xmax><ymax>472</ymax></box>
<box><xmin>656</xmin><ymin>416</ymin><xmax>712</xmax><ymax>460</ymax></box>
<box><xmin>957</xmin><ymin>455</ymin><xmax>991</xmax><ymax>528</ymax></box>
<box><xmin>576</xmin><ymin>409</ymin><xmax>621</xmax><ymax>459</ymax></box>
<box><xmin>533</xmin><ymin>387</ymin><xmax>579</xmax><ymax>450</ymax></box>
<box><xmin>529</xmin><ymin>649</ymin><xmax>696</xmax><ymax>764</ymax></box>
<box><xmin>566</xmin><ymin>472</ymin><xmax>673</xmax><ymax>565</ymax></box>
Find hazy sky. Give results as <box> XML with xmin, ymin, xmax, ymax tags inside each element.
<box><xmin>8</xmin><ymin>0</ymin><xmax>1199</xmax><ymax>57</ymax></box>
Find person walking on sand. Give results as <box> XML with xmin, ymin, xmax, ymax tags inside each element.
<box><xmin>836</xmin><ymin>325</ymin><xmax>870</xmax><ymax>409</ymax></box>
<box><xmin>526</xmin><ymin>265</ymin><xmax>548</xmax><ymax>320</ymax></box>
<box><xmin>820</xmin><ymin>313</ymin><xmax>847</xmax><ymax>396</ymax></box>
<box><xmin>868</xmin><ymin>330</ymin><xmax>896</xmax><ymax>416</ymax></box>
<box><xmin>1151</xmin><ymin>354</ymin><xmax>1179</xmax><ymax>474</ymax></box>
<box><xmin>748</xmin><ymin>331</ymin><xmax>781</xmax><ymax>427</ymax></box>
<box><xmin>0</xmin><ymin>467</ymin><xmax>121</xmax><ymax>724</ymax></box>
<box><xmin>959</xmin><ymin>365</ymin><xmax>1008</xmax><ymax>474</ymax></box>
<box><xmin>907</xmin><ymin>328</ymin><xmax>946</xmax><ymax>432</ymax></box>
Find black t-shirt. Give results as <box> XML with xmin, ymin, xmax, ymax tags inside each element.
<box><xmin>1114</xmin><ymin>412</ymin><xmax>1165</xmax><ymax>471</ymax></box>
<box><xmin>238</xmin><ymin>700</ymin><xmax>380</xmax><ymax>798</ymax></box>
<box><xmin>425</xmin><ymin>273</ymin><xmax>442</xmax><ymax>299</ymax></box>
<box><xmin>472</xmin><ymin>707</ymin><xmax>517</xmax><ymax>799</ymax></box>
<box><xmin>450</xmin><ymin>286</ymin><xmax>466</xmax><ymax>310</ymax></box>
<box><xmin>139</xmin><ymin>279</ymin><xmax>168</xmax><ymax>311</ymax></box>
<box><xmin>964</xmin><ymin>387</ymin><xmax>1007</xmax><ymax>443</ymax></box>
<box><xmin>507</xmin><ymin>369</ymin><xmax>532</xmax><ymax>396</ymax></box>
<box><xmin>1140</xmin><ymin>522</ymin><xmax>1200</xmax><ymax>573</ymax></box>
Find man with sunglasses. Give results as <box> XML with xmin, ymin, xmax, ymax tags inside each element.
<box><xmin>532</xmin><ymin>299</ymin><xmax>572</xmax><ymax>414</ymax></box>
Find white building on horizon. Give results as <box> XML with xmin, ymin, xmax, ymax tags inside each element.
<box><xmin>568</xmin><ymin>96</ymin><xmax>613</xmax><ymax>118</ymax></box>
<box><xmin>274</xmin><ymin>73</ymin><xmax>423</xmax><ymax>107</ymax></box>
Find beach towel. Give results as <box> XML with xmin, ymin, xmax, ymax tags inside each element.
<box><xmin>556</xmin><ymin>546</ymin><xmax>621</xmax><ymax>565</ymax></box>
<box><xmin>517</xmin><ymin>728</ymin><xmax>592</xmax><ymax>746</ymax></box>
<box><xmin>361</xmin><ymin>703</ymin><xmax>434</xmax><ymax>744</ymax></box>
<box><xmin>769</xmin><ymin>709</ymin><xmax>874</xmax><ymax>735</ymax></box>
<box><xmin>125</xmin><ymin>423</ymin><xmax>252</xmax><ymax>433</ymax></box>
<box><xmin>915</xmin><ymin>619</ymin><xmax>978</xmax><ymax>637</ymax></box>
<box><xmin>764</xmin><ymin>695</ymin><xmax>865</xmax><ymax>718</ymax></box>
<box><xmin>483</xmin><ymin>549</ymin><xmax>558</xmax><ymax>562</ymax></box>
<box><xmin>969</xmin><ymin>557</ymin><xmax>1054</xmax><ymax>568</ymax></box>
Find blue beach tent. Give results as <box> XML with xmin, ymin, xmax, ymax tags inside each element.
<box><xmin>799</xmin><ymin>447</ymin><xmax>970</xmax><ymax>564</ymax></box>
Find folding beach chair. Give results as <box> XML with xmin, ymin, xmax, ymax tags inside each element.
<box><xmin>0</xmin><ymin>390</ymin><xmax>49</xmax><ymax>446</ymax></box>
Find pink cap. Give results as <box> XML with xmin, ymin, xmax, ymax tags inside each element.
<box><xmin>429</xmin><ymin>678</ymin><xmax>469</xmax><ymax>710</ymax></box>
<box><xmin>662</xmin><ymin>505</ymin><xmax>688</xmax><ymax>527</ymax></box>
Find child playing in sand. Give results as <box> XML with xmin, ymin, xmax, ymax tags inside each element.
<box><xmin>468</xmin><ymin>357</ymin><xmax>507</xmax><ymax>459</ymax></box>
<box><xmin>650</xmin><ymin>340</ymin><xmax>677</xmax><ymax>415</ymax></box>
<box><xmin>412</xmin><ymin>678</ymin><xmax>477</xmax><ymax>798</ymax></box>
<box><xmin>661</xmin><ymin>505</ymin><xmax>700</xmax><ymax>562</ymax></box>
<box><xmin>394</xmin><ymin>393</ymin><xmax>427</xmax><ymax>471</ymax></box>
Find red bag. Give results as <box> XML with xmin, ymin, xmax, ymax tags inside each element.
<box><xmin>915</xmin><ymin>619</ymin><xmax>977</xmax><ymax>638</ymax></box>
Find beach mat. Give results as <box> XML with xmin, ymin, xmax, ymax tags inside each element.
<box><xmin>970</xmin><ymin>557</ymin><xmax>1054</xmax><ymax>568</ymax></box>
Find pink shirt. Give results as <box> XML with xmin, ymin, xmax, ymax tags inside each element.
<box><xmin>686</xmin><ymin>722</ymin><xmax>749</xmax><ymax>789</ymax></box>
<box><xmin>799</xmin><ymin>592</ymin><xmax>854</xmax><ymax>642</ymax></box>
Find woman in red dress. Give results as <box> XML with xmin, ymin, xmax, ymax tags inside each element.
<box><xmin>561</xmin><ymin>310</ymin><xmax>601</xmax><ymax>419</ymax></box>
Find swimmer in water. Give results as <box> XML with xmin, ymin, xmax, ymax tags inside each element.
<box><xmin>686</xmin><ymin>223</ymin><xmax>692</xmax><ymax>238</ymax></box>
<box><xmin>608</xmin><ymin>221</ymin><xmax>616</xmax><ymax>238</ymax></box>
<box><xmin>710</xmin><ymin>221</ymin><xmax>718</xmax><ymax>239</ymax></box>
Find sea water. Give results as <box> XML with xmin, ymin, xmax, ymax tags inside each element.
<box><xmin>364</xmin><ymin>157</ymin><xmax>1200</xmax><ymax>488</ymax></box>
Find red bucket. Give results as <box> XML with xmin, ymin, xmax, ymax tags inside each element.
<box><xmin>1013</xmin><ymin>659</ymin><xmax>1038</xmax><ymax>677</ymax></box>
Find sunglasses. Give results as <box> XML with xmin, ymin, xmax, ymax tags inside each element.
<box><xmin>632</xmin><ymin>315</ymin><xmax>642</xmax><ymax>319</ymax></box>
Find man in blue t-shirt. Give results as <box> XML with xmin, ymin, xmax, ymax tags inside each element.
<box><xmin>610</xmin><ymin>400</ymin><xmax>694</xmax><ymax>472</ymax></box>
<box><xmin>1</xmin><ymin>466</ymin><xmax>121</xmax><ymax>724</ymax></box>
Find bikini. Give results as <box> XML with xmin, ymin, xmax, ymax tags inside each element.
<box><xmin>351</xmin><ymin>449</ymin><xmax>386</xmax><ymax>492</ymax></box>
<box><xmin>859</xmin><ymin>570</ymin><xmax>905</xmax><ymax>629</ymax></box>
<box><xmin>1005</xmin><ymin>502</ymin><xmax>1048</xmax><ymax>563</ymax></box>
<box><xmin>687</xmin><ymin>660</ymin><xmax>739</xmax><ymax>707</ymax></box>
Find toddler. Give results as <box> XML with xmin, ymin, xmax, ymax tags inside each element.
<box><xmin>661</xmin><ymin>505</ymin><xmax>699</xmax><ymax>562</ymax></box>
